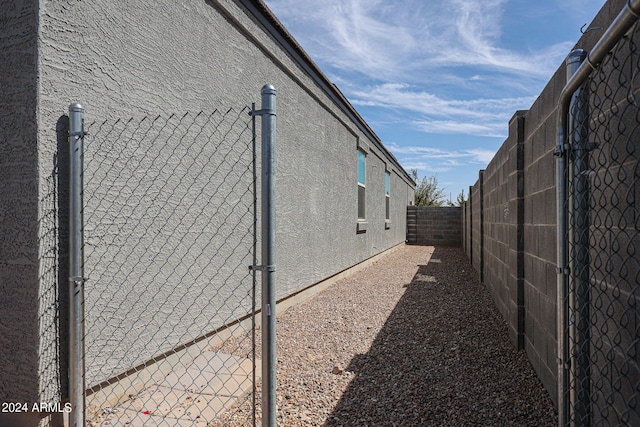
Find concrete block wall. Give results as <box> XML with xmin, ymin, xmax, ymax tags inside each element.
<box><xmin>470</xmin><ymin>173</ymin><xmax>483</xmax><ymax>282</ymax></box>
<box><xmin>464</xmin><ymin>185</ymin><xmax>472</xmax><ymax>259</ymax></box>
<box><xmin>406</xmin><ymin>206</ymin><xmax>461</xmax><ymax>246</ymax></box>
<box><xmin>482</xmin><ymin>136</ymin><xmax>511</xmax><ymax>320</ymax></box>
<box><xmin>481</xmin><ymin>111</ymin><xmax>526</xmax><ymax>351</ymax></box>
<box><xmin>461</xmin><ymin>0</ymin><xmax>628</xmax><ymax>405</ymax></box>
<box><xmin>520</xmin><ymin>66</ymin><xmax>562</xmax><ymax>398</ymax></box>
<box><xmin>462</xmin><ymin>87</ymin><xmax>559</xmax><ymax>401</ymax></box>
<box><xmin>507</xmin><ymin>113</ymin><xmax>526</xmax><ymax>351</ymax></box>
<box><xmin>462</xmin><ymin>197</ymin><xmax>469</xmax><ymax>256</ymax></box>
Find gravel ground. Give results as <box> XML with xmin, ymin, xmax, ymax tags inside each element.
<box><xmin>221</xmin><ymin>244</ymin><xmax>557</xmax><ymax>426</ymax></box>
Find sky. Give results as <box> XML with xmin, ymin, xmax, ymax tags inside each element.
<box><xmin>263</xmin><ymin>0</ymin><xmax>608</xmax><ymax>202</ymax></box>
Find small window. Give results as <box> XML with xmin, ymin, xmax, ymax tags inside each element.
<box><xmin>358</xmin><ymin>150</ymin><xmax>366</xmax><ymax>220</ymax></box>
<box><xmin>385</xmin><ymin>171</ymin><xmax>390</xmax><ymax>220</ymax></box>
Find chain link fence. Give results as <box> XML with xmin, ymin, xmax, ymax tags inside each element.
<box><xmin>74</xmin><ymin>105</ymin><xmax>259</xmax><ymax>426</ymax></box>
<box><xmin>562</xmin><ymin>17</ymin><xmax>640</xmax><ymax>427</ymax></box>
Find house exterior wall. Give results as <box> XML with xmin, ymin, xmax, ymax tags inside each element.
<box><xmin>0</xmin><ymin>0</ymin><xmax>44</xmax><ymax>406</ymax></box>
<box><xmin>0</xmin><ymin>0</ymin><xmax>414</xmax><ymax>414</ymax></box>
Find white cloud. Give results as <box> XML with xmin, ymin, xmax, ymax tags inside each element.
<box><xmin>556</xmin><ymin>0</ymin><xmax>606</xmax><ymax>19</ymax></box>
<box><xmin>262</xmin><ymin>0</ymin><xmax>605</xmax><ymax>194</ymax></box>
<box><xmin>265</xmin><ymin>0</ymin><xmax>424</xmax><ymax>80</ymax></box>
<box><xmin>403</xmin><ymin>162</ymin><xmax>456</xmax><ymax>174</ymax></box>
<box><xmin>263</xmin><ymin>0</ymin><xmax>572</xmax><ymax>144</ymax></box>
<box><xmin>325</xmin><ymin>0</ymin><xmax>417</xmax><ymax>77</ymax></box>
<box><xmin>466</xmin><ymin>148</ymin><xmax>497</xmax><ymax>163</ymax></box>
<box><xmin>347</xmin><ymin>82</ymin><xmax>534</xmax><ymax>137</ymax></box>
<box><xmin>426</xmin><ymin>0</ymin><xmax>577</xmax><ymax>77</ymax></box>
<box><xmin>386</xmin><ymin>143</ymin><xmax>496</xmax><ymax>178</ymax></box>
<box><xmin>386</xmin><ymin>142</ymin><xmax>496</xmax><ymax>166</ymax></box>
<box><xmin>265</xmin><ymin>0</ymin><xmax>574</xmax><ymax>81</ymax></box>
<box><xmin>350</xmin><ymin>82</ymin><xmax>534</xmax><ymax>113</ymax></box>
<box><xmin>411</xmin><ymin>120</ymin><xmax>504</xmax><ymax>137</ymax></box>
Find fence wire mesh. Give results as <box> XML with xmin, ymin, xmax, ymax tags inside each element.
<box><xmin>564</xmin><ymin>20</ymin><xmax>640</xmax><ymax>426</ymax></box>
<box><xmin>80</xmin><ymin>106</ymin><xmax>258</xmax><ymax>426</ymax></box>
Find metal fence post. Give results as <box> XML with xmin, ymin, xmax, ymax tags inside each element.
<box><xmin>260</xmin><ymin>84</ymin><xmax>276</xmax><ymax>427</ymax></box>
<box><xmin>69</xmin><ymin>103</ymin><xmax>86</xmax><ymax>427</ymax></box>
<box><xmin>555</xmin><ymin>103</ymin><xmax>569</xmax><ymax>427</ymax></box>
<box><xmin>567</xmin><ymin>49</ymin><xmax>591</xmax><ymax>427</ymax></box>
<box><xmin>556</xmin><ymin>4</ymin><xmax>640</xmax><ymax>425</ymax></box>
<box><xmin>556</xmin><ymin>48</ymin><xmax>587</xmax><ymax>427</ymax></box>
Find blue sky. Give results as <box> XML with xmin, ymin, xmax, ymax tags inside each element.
<box><xmin>263</xmin><ymin>0</ymin><xmax>608</xmax><ymax>202</ymax></box>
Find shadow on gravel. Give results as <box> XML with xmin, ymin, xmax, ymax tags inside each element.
<box><xmin>324</xmin><ymin>246</ymin><xmax>556</xmax><ymax>427</ymax></box>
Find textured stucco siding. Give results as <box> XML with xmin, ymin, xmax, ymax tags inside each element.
<box><xmin>3</xmin><ymin>0</ymin><xmax>415</xmax><ymax>402</ymax></box>
<box><xmin>78</xmin><ymin>109</ymin><xmax>257</xmax><ymax>387</ymax></box>
<box><xmin>0</xmin><ymin>0</ymin><xmax>47</xmax><ymax>405</ymax></box>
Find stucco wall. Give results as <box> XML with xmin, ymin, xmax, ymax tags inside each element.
<box><xmin>0</xmin><ymin>0</ymin><xmax>414</xmax><ymax>410</ymax></box>
<box><xmin>0</xmin><ymin>0</ymin><xmax>54</xmax><ymax>406</ymax></box>
<box><xmin>36</xmin><ymin>0</ymin><xmax>413</xmax><ymax>303</ymax></box>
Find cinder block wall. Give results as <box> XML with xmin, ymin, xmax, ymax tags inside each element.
<box><xmin>470</xmin><ymin>177</ymin><xmax>483</xmax><ymax>280</ymax></box>
<box><xmin>406</xmin><ymin>206</ymin><xmax>461</xmax><ymax>246</ymax></box>
<box><xmin>461</xmin><ymin>0</ymin><xmax>627</xmax><ymax>405</ymax></box>
<box><xmin>481</xmin><ymin>111</ymin><xmax>526</xmax><ymax>352</ymax></box>
<box><xmin>464</xmin><ymin>186</ymin><xmax>472</xmax><ymax>259</ymax></box>
<box><xmin>482</xmin><ymin>118</ymin><xmax>512</xmax><ymax>335</ymax></box>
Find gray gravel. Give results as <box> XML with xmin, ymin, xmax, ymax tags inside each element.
<box><xmin>222</xmin><ymin>244</ymin><xmax>557</xmax><ymax>426</ymax></box>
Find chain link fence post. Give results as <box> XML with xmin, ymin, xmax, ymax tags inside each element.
<box><xmin>69</xmin><ymin>102</ymin><xmax>86</xmax><ymax>427</ymax></box>
<box><xmin>567</xmin><ymin>49</ymin><xmax>591</xmax><ymax>426</ymax></box>
<box><xmin>557</xmin><ymin>49</ymin><xmax>588</xmax><ymax>426</ymax></box>
<box><xmin>556</xmin><ymin>2</ymin><xmax>640</xmax><ymax>424</ymax></box>
<box><xmin>259</xmin><ymin>84</ymin><xmax>277</xmax><ymax>427</ymax></box>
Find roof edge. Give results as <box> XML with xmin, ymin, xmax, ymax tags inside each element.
<box><xmin>239</xmin><ymin>0</ymin><xmax>414</xmax><ymax>185</ymax></box>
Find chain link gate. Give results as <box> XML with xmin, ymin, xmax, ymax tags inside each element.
<box><xmin>68</xmin><ymin>86</ymin><xmax>277</xmax><ymax>426</ymax></box>
<box><xmin>556</xmin><ymin>2</ymin><xmax>640</xmax><ymax>425</ymax></box>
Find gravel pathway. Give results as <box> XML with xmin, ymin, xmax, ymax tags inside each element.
<box><xmin>222</xmin><ymin>244</ymin><xmax>557</xmax><ymax>426</ymax></box>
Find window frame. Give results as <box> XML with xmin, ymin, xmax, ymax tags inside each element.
<box><xmin>385</xmin><ymin>170</ymin><xmax>390</xmax><ymax>221</ymax></box>
<box><xmin>357</xmin><ymin>149</ymin><xmax>366</xmax><ymax>221</ymax></box>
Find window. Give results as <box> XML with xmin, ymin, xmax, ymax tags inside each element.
<box><xmin>358</xmin><ymin>149</ymin><xmax>366</xmax><ymax>220</ymax></box>
<box><xmin>385</xmin><ymin>171</ymin><xmax>390</xmax><ymax>220</ymax></box>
